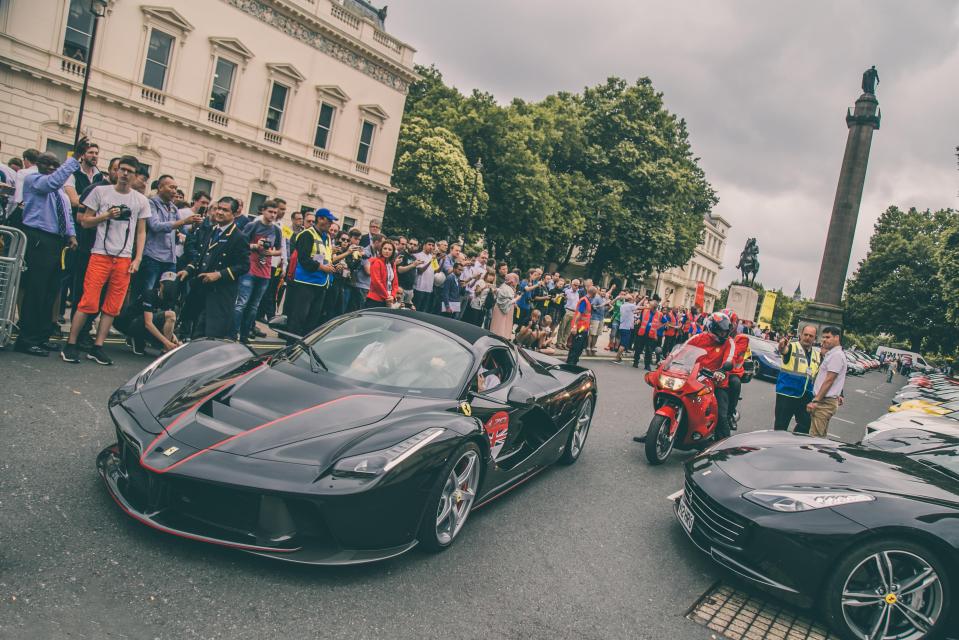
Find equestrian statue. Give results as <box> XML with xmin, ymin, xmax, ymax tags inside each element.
<box><xmin>737</xmin><ymin>238</ymin><xmax>760</xmax><ymax>285</ymax></box>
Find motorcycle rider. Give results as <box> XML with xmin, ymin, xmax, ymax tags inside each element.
<box><xmin>722</xmin><ymin>308</ymin><xmax>749</xmax><ymax>431</ymax></box>
<box><xmin>684</xmin><ymin>311</ymin><xmax>736</xmax><ymax>441</ymax></box>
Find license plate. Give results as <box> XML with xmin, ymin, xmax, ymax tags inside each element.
<box><xmin>677</xmin><ymin>496</ymin><xmax>695</xmax><ymax>534</ymax></box>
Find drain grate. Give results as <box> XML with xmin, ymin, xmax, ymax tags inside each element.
<box><xmin>687</xmin><ymin>582</ymin><xmax>838</xmax><ymax>640</ymax></box>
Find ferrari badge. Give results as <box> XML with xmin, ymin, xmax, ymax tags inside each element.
<box><xmin>162</xmin><ymin>446</ymin><xmax>179</xmax><ymax>457</ymax></box>
<box><xmin>460</xmin><ymin>402</ymin><xmax>472</xmax><ymax>417</ymax></box>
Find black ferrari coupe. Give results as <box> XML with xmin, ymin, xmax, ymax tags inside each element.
<box><xmin>98</xmin><ymin>309</ymin><xmax>597</xmax><ymax>564</ymax></box>
<box><xmin>674</xmin><ymin>428</ymin><xmax>959</xmax><ymax>640</ymax></box>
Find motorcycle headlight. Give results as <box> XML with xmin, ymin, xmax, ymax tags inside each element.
<box><xmin>744</xmin><ymin>489</ymin><xmax>874</xmax><ymax>512</ymax></box>
<box><xmin>332</xmin><ymin>428</ymin><xmax>445</xmax><ymax>479</ymax></box>
<box><xmin>659</xmin><ymin>375</ymin><xmax>685</xmax><ymax>391</ymax></box>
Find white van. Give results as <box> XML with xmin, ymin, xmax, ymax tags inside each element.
<box><xmin>875</xmin><ymin>346</ymin><xmax>933</xmax><ymax>372</ymax></box>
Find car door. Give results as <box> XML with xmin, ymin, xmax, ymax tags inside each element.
<box><xmin>467</xmin><ymin>346</ymin><xmax>541</xmax><ymax>473</ymax></box>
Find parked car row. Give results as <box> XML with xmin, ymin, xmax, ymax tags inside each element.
<box><xmin>866</xmin><ymin>371</ymin><xmax>959</xmax><ymax>439</ymax></box>
<box><xmin>744</xmin><ymin>336</ymin><xmax>880</xmax><ymax>380</ymax></box>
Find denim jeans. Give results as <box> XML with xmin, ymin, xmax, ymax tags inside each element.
<box><xmin>138</xmin><ymin>255</ymin><xmax>175</xmax><ymax>295</ymax></box>
<box><xmin>234</xmin><ymin>274</ymin><xmax>270</xmax><ymax>339</ymax></box>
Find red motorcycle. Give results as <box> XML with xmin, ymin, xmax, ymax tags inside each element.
<box><xmin>639</xmin><ymin>343</ymin><xmax>724</xmax><ymax>464</ymax></box>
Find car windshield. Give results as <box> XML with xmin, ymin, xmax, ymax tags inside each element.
<box><xmin>291</xmin><ymin>314</ymin><xmax>474</xmax><ymax>398</ymax></box>
<box><xmin>909</xmin><ymin>446</ymin><xmax>959</xmax><ymax>480</ymax></box>
<box><xmin>748</xmin><ymin>338</ymin><xmax>777</xmax><ymax>355</ymax></box>
<box><xmin>663</xmin><ymin>344</ymin><xmax>707</xmax><ymax>375</ymax></box>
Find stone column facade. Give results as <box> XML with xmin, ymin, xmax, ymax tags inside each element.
<box><xmin>801</xmin><ymin>91</ymin><xmax>880</xmax><ymax>332</ymax></box>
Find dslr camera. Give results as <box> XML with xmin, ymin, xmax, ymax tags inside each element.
<box><xmin>114</xmin><ymin>204</ymin><xmax>133</xmax><ymax>221</ymax></box>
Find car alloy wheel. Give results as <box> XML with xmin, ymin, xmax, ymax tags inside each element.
<box><xmin>838</xmin><ymin>548</ymin><xmax>945</xmax><ymax>640</ymax></box>
<box><xmin>561</xmin><ymin>396</ymin><xmax>593</xmax><ymax>464</ymax></box>
<box><xmin>434</xmin><ymin>449</ymin><xmax>479</xmax><ymax>546</ymax></box>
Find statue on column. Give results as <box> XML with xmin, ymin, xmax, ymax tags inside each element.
<box><xmin>861</xmin><ymin>65</ymin><xmax>879</xmax><ymax>95</ymax></box>
<box><xmin>736</xmin><ymin>238</ymin><xmax>760</xmax><ymax>285</ymax></box>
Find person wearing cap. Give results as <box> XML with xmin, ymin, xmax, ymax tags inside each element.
<box><xmin>286</xmin><ymin>207</ymin><xmax>341</xmax><ymax>336</ymax></box>
<box><xmin>114</xmin><ymin>271</ymin><xmax>181</xmax><ymax>354</ymax></box>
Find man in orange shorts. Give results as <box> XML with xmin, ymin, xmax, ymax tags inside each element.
<box><xmin>62</xmin><ymin>155</ymin><xmax>150</xmax><ymax>365</ymax></box>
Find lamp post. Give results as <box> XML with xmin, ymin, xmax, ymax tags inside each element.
<box><xmin>73</xmin><ymin>0</ymin><xmax>109</xmax><ymax>147</ymax></box>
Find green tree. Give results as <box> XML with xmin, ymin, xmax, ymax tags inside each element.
<box><xmin>845</xmin><ymin>206</ymin><xmax>957</xmax><ymax>353</ymax></box>
<box><xmin>383</xmin><ymin>117</ymin><xmax>487</xmax><ymax>240</ymax></box>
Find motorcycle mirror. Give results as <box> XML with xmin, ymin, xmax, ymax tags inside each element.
<box><xmin>721</xmin><ymin>362</ymin><xmax>733</xmax><ymax>372</ymax></box>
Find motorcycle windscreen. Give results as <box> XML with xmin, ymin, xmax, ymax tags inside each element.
<box><xmin>662</xmin><ymin>345</ymin><xmax>706</xmax><ymax>375</ymax></box>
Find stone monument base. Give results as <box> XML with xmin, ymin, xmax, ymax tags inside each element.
<box><xmin>726</xmin><ymin>285</ymin><xmax>760</xmax><ymax>323</ymax></box>
<box><xmin>797</xmin><ymin>301</ymin><xmax>844</xmax><ymax>337</ymax></box>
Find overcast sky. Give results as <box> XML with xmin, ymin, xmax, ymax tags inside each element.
<box><xmin>389</xmin><ymin>0</ymin><xmax>959</xmax><ymax>294</ymax></box>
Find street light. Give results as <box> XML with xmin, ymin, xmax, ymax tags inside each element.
<box><xmin>73</xmin><ymin>0</ymin><xmax>109</xmax><ymax>147</ymax></box>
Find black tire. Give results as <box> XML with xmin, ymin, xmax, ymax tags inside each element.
<box><xmin>644</xmin><ymin>414</ymin><xmax>675</xmax><ymax>465</ymax></box>
<box><xmin>417</xmin><ymin>440</ymin><xmax>482</xmax><ymax>553</ymax></box>
<box><xmin>560</xmin><ymin>395</ymin><xmax>594</xmax><ymax>465</ymax></box>
<box><xmin>822</xmin><ymin>537</ymin><xmax>952</xmax><ymax>640</ymax></box>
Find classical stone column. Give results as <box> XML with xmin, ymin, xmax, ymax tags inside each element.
<box><xmin>802</xmin><ymin>91</ymin><xmax>880</xmax><ymax>331</ymax></box>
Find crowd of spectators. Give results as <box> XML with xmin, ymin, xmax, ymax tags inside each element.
<box><xmin>1</xmin><ymin>136</ymin><xmax>724</xmax><ymax>367</ymax></box>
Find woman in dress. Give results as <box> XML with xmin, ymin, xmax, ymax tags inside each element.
<box><xmin>490</xmin><ymin>272</ymin><xmax>520</xmax><ymax>339</ymax></box>
<box><xmin>366</xmin><ymin>240</ymin><xmax>398</xmax><ymax>307</ymax></box>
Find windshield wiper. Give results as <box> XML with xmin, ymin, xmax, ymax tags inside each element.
<box><xmin>275</xmin><ymin>330</ymin><xmax>328</xmax><ymax>373</ymax></box>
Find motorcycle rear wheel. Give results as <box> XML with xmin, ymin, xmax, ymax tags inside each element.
<box><xmin>645</xmin><ymin>414</ymin><xmax>676</xmax><ymax>465</ymax></box>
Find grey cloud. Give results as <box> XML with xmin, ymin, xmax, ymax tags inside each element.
<box><xmin>389</xmin><ymin>0</ymin><xmax>959</xmax><ymax>292</ymax></box>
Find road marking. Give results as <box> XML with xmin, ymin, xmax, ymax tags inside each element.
<box><xmin>833</xmin><ymin>417</ymin><xmax>856</xmax><ymax>424</ymax></box>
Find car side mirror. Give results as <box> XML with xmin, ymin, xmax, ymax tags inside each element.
<box><xmin>268</xmin><ymin>314</ymin><xmax>288</xmax><ymax>331</ymax></box>
<box><xmin>507</xmin><ymin>386</ymin><xmax>534</xmax><ymax>406</ymax></box>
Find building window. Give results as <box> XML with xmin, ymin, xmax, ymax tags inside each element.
<box><xmin>314</xmin><ymin>103</ymin><xmax>336</xmax><ymax>149</ymax></box>
<box><xmin>209</xmin><ymin>57</ymin><xmax>237</xmax><ymax>112</ymax></box>
<box><xmin>192</xmin><ymin>176</ymin><xmax>215</xmax><ymax>199</ymax></box>
<box><xmin>63</xmin><ymin>0</ymin><xmax>95</xmax><ymax>62</ymax></box>
<box><xmin>45</xmin><ymin>139</ymin><xmax>73</xmax><ymax>162</ymax></box>
<box><xmin>265</xmin><ymin>82</ymin><xmax>289</xmax><ymax>132</ymax></box>
<box><xmin>356</xmin><ymin>121</ymin><xmax>375</xmax><ymax>164</ymax></box>
<box><xmin>342</xmin><ymin>216</ymin><xmax>357</xmax><ymax>231</ymax></box>
<box><xmin>249</xmin><ymin>192</ymin><xmax>269</xmax><ymax>215</ymax></box>
<box><xmin>142</xmin><ymin>29</ymin><xmax>174</xmax><ymax>90</ymax></box>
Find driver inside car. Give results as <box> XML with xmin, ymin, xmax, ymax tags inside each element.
<box><xmin>684</xmin><ymin>311</ymin><xmax>735</xmax><ymax>441</ymax></box>
<box><xmin>476</xmin><ymin>353</ymin><xmax>502</xmax><ymax>392</ymax></box>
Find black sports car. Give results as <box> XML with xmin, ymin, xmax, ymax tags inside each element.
<box><xmin>98</xmin><ymin>309</ymin><xmax>597</xmax><ymax>564</ymax></box>
<box><xmin>674</xmin><ymin>428</ymin><xmax>958</xmax><ymax>640</ymax></box>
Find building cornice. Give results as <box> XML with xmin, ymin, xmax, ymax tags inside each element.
<box><xmin>223</xmin><ymin>0</ymin><xmax>419</xmax><ymax>93</ymax></box>
<box><xmin>0</xmin><ymin>52</ymin><xmax>395</xmax><ymax>194</ymax></box>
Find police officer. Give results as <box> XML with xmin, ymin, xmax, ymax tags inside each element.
<box><xmin>774</xmin><ymin>324</ymin><xmax>821</xmax><ymax>433</ymax></box>
<box><xmin>177</xmin><ymin>196</ymin><xmax>249</xmax><ymax>338</ymax></box>
<box><xmin>286</xmin><ymin>208</ymin><xmax>340</xmax><ymax>337</ymax></box>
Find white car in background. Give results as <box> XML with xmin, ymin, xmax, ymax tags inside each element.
<box><xmin>863</xmin><ymin>409</ymin><xmax>959</xmax><ymax>440</ymax></box>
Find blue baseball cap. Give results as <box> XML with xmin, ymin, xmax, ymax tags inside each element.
<box><xmin>315</xmin><ymin>208</ymin><xmax>337</xmax><ymax>221</ymax></box>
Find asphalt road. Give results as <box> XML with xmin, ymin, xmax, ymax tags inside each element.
<box><xmin>0</xmin><ymin>347</ymin><xmax>900</xmax><ymax>640</ymax></box>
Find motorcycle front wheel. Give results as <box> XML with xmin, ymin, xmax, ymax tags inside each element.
<box><xmin>645</xmin><ymin>413</ymin><xmax>677</xmax><ymax>465</ymax></box>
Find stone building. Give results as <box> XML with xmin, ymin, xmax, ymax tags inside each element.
<box><xmin>642</xmin><ymin>212</ymin><xmax>730</xmax><ymax>312</ymax></box>
<box><xmin>0</xmin><ymin>0</ymin><xmax>417</xmax><ymax>229</ymax></box>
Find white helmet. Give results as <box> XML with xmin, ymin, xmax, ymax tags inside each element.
<box><xmin>433</xmin><ymin>271</ymin><xmax>447</xmax><ymax>287</ymax></box>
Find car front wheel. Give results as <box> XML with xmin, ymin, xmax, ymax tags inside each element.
<box><xmin>418</xmin><ymin>441</ymin><xmax>481</xmax><ymax>552</ymax></box>
<box><xmin>823</xmin><ymin>538</ymin><xmax>951</xmax><ymax>640</ymax></box>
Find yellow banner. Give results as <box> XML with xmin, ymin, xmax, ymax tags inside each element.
<box><xmin>757</xmin><ymin>291</ymin><xmax>777</xmax><ymax>329</ymax></box>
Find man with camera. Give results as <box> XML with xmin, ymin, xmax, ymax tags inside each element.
<box><xmin>233</xmin><ymin>199</ymin><xmax>282</xmax><ymax>343</ymax></box>
<box><xmin>62</xmin><ymin>153</ymin><xmax>151</xmax><ymax>365</ymax></box>
<box><xmin>140</xmin><ymin>175</ymin><xmax>201</xmax><ymax>295</ymax></box>
<box><xmin>12</xmin><ymin>140</ymin><xmax>82</xmax><ymax>356</ymax></box>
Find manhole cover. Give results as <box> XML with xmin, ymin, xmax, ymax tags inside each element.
<box><xmin>687</xmin><ymin>582</ymin><xmax>837</xmax><ymax>640</ymax></box>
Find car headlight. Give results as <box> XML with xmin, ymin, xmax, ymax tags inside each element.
<box><xmin>744</xmin><ymin>489</ymin><xmax>875</xmax><ymax>512</ymax></box>
<box><xmin>133</xmin><ymin>343</ymin><xmax>186</xmax><ymax>390</ymax></box>
<box><xmin>659</xmin><ymin>375</ymin><xmax>685</xmax><ymax>391</ymax></box>
<box><xmin>332</xmin><ymin>428</ymin><xmax>445</xmax><ymax>479</ymax></box>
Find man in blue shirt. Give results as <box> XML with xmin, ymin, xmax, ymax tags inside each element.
<box><xmin>140</xmin><ymin>175</ymin><xmax>200</xmax><ymax>295</ymax></box>
<box><xmin>13</xmin><ymin>138</ymin><xmax>86</xmax><ymax>355</ymax></box>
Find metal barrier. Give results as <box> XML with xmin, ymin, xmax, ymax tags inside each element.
<box><xmin>0</xmin><ymin>225</ymin><xmax>27</xmax><ymax>348</ymax></box>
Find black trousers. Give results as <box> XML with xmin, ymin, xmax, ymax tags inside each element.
<box><xmin>714</xmin><ymin>387</ymin><xmax>731</xmax><ymax>440</ymax></box>
<box><xmin>774</xmin><ymin>392</ymin><xmax>812</xmax><ymax>434</ymax></box>
<box><xmin>727</xmin><ymin>374</ymin><xmax>742</xmax><ymax>419</ymax></box>
<box><xmin>15</xmin><ymin>227</ymin><xmax>62</xmax><ymax>349</ymax></box>
<box><xmin>412</xmin><ymin>289</ymin><xmax>431</xmax><ymax>313</ymax></box>
<box><xmin>566</xmin><ymin>330</ymin><xmax>588</xmax><ymax>366</ymax></box>
<box><xmin>286</xmin><ymin>282</ymin><xmax>328</xmax><ymax>337</ymax></box>
<box><xmin>203</xmin><ymin>282</ymin><xmax>238</xmax><ymax>339</ymax></box>
<box><xmin>632</xmin><ymin>334</ymin><xmax>659</xmax><ymax>368</ymax></box>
